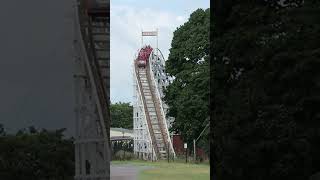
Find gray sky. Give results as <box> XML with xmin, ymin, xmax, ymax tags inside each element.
<box><xmin>0</xmin><ymin>0</ymin><xmax>209</xmax><ymax>135</ymax></box>
<box><xmin>110</xmin><ymin>0</ymin><xmax>210</xmax><ymax>103</ymax></box>
<box><xmin>0</xmin><ymin>0</ymin><xmax>75</xmax><ymax>135</ymax></box>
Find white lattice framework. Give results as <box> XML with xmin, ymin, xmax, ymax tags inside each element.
<box><xmin>133</xmin><ymin>48</ymin><xmax>175</xmax><ymax>160</ymax></box>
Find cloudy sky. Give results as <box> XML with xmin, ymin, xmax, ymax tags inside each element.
<box><xmin>0</xmin><ymin>0</ymin><xmax>209</xmax><ymax>135</ymax></box>
<box><xmin>0</xmin><ymin>0</ymin><xmax>74</xmax><ymax>134</ymax></box>
<box><xmin>110</xmin><ymin>0</ymin><xmax>210</xmax><ymax>103</ymax></box>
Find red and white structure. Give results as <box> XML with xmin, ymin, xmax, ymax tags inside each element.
<box><xmin>133</xmin><ymin>31</ymin><xmax>175</xmax><ymax>160</ymax></box>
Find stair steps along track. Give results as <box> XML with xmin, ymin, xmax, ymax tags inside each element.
<box><xmin>133</xmin><ymin>47</ymin><xmax>176</xmax><ymax>160</ymax></box>
<box><xmin>148</xmin><ymin>49</ymin><xmax>176</xmax><ymax>159</ymax></box>
<box><xmin>73</xmin><ymin>0</ymin><xmax>110</xmax><ymax>179</ymax></box>
<box><xmin>134</xmin><ymin>66</ymin><xmax>158</xmax><ymax>161</ymax></box>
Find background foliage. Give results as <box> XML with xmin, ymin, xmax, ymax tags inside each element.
<box><xmin>0</xmin><ymin>125</ymin><xmax>74</xmax><ymax>180</ymax></box>
<box><xmin>212</xmin><ymin>0</ymin><xmax>320</xmax><ymax>179</ymax></box>
<box><xmin>110</xmin><ymin>102</ymin><xmax>133</xmax><ymax>129</ymax></box>
<box><xmin>164</xmin><ymin>8</ymin><xmax>210</xmax><ymax>152</ymax></box>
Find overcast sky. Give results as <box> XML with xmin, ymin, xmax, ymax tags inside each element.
<box><xmin>0</xmin><ymin>0</ymin><xmax>74</xmax><ymax>134</ymax></box>
<box><xmin>110</xmin><ymin>0</ymin><xmax>210</xmax><ymax>104</ymax></box>
<box><xmin>0</xmin><ymin>0</ymin><xmax>209</xmax><ymax>135</ymax></box>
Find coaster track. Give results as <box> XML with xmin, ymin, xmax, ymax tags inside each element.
<box><xmin>133</xmin><ymin>46</ymin><xmax>175</xmax><ymax>160</ymax></box>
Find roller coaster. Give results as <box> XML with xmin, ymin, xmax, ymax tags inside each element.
<box><xmin>133</xmin><ymin>32</ymin><xmax>176</xmax><ymax>160</ymax></box>
<box><xmin>72</xmin><ymin>0</ymin><xmax>174</xmax><ymax>178</ymax></box>
<box><xmin>73</xmin><ymin>0</ymin><xmax>110</xmax><ymax>179</ymax></box>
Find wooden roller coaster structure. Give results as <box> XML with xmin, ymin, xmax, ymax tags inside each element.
<box><xmin>73</xmin><ymin>0</ymin><xmax>110</xmax><ymax>179</ymax></box>
<box><xmin>133</xmin><ymin>37</ymin><xmax>176</xmax><ymax>161</ymax></box>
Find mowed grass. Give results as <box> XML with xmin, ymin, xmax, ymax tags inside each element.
<box><xmin>112</xmin><ymin>160</ymin><xmax>210</xmax><ymax>180</ymax></box>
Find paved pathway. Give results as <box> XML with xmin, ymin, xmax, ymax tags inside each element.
<box><xmin>110</xmin><ymin>164</ymin><xmax>151</xmax><ymax>180</ymax></box>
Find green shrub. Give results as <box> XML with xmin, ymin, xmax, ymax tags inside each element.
<box><xmin>113</xmin><ymin>150</ymin><xmax>134</xmax><ymax>161</ymax></box>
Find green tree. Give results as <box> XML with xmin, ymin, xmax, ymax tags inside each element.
<box><xmin>213</xmin><ymin>0</ymin><xmax>320</xmax><ymax>179</ymax></box>
<box><xmin>164</xmin><ymin>8</ymin><xmax>210</xmax><ymax>150</ymax></box>
<box><xmin>110</xmin><ymin>102</ymin><xmax>133</xmax><ymax>129</ymax></box>
<box><xmin>0</xmin><ymin>126</ymin><xmax>74</xmax><ymax>180</ymax></box>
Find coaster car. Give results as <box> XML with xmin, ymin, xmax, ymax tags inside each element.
<box><xmin>137</xmin><ymin>59</ymin><xmax>147</xmax><ymax>68</ymax></box>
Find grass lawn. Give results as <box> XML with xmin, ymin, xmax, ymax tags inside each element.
<box><xmin>112</xmin><ymin>160</ymin><xmax>210</xmax><ymax>180</ymax></box>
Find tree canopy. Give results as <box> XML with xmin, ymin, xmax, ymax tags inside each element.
<box><xmin>212</xmin><ymin>0</ymin><xmax>320</xmax><ymax>179</ymax></box>
<box><xmin>164</xmin><ymin>8</ymin><xmax>210</xmax><ymax>150</ymax></box>
<box><xmin>110</xmin><ymin>102</ymin><xmax>133</xmax><ymax>129</ymax></box>
<box><xmin>0</xmin><ymin>125</ymin><xmax>74</xmax><ymax>180</ymax></box>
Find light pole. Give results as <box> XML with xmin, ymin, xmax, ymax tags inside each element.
<box><xmin>193</xmin><ymin>139</ymin><xmax>196</xmax><ymax>162</ymax></box>
<box><xmin>194</xmin><ymin>120</ymin><xmax>210</xmax><ymax>163</ymax></box>
<box><xmin>184</xmin><ymin>143</ymin><xmax>188</xmax><ymax>163</ymax></box>
<box><xmin>122</xmin><ymin>128</ymin><xmax>125</xmax><ymax>160</ymax></box>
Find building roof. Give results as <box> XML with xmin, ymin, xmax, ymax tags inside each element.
<box><xmin>110</xmin><ymin>128</ymin><xmax>133</xmax><ymax>138</ymax></box>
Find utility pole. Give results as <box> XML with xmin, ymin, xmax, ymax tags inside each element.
<box><xmin>122</xmin><ymin>129</ymin><xmax>125</xmax><ymax>160</ymax></box>
<box><xmin>141</xmin><ymin>29</ymin><xmax>143</xmax><ymax>47</ymax></box>
<box><xmin>194</xmin><ymin>121</ymin><xmax>210</xmax><ymax>162</ymax></box>
<box><xmin>184</xmin><ymin>143</ymin><xmax>188</xmax><ymax>163</ymax></box>
<box><xmin>167</xmin><ymin>141</ymin><xmax>169</xmax><ymax>163</ymax></box>
<box><xmin>193</xmin><ymin>139</ymin><xmax>196</xmax><ymax>163</ymax></box>
<box><xmin>151</xmin><ymin>140</ymin><xmax>153</xmax><ymax>162</ymax></box>
<box><xmin>186</xmin><ymin>148</ymin><xmax>188</xmax><ymax>163</ymax></box>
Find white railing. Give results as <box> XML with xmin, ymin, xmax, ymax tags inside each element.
<box><xmin>148</xmin><ymin>49</ymin><xmax>176</xmax><ymax>158</ymax></box>
<box><xmin>133</xmin><ymin>63</ymin><xmax>157</xmax><ymax>161</ymax></box>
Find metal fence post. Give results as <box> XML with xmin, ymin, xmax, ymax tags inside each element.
<box><xmin>193</xmin><ymin>139</ymin><xmax>196</xmax><ymax>163</ymax></box>
<box><xmin>167</xmin><ymin>141</ymin><xmax>169</xmax><ymax>163</ymax></box>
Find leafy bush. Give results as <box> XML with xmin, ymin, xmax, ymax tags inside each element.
<box><xmin>0</xmin><ymin>126</ymin><xmax>74</xmax><ymax>180</ymax></box>
<box><xmin>113</xmin><ymin>150</ymin><xmax>135</xmax><ymax>161</ymax></box>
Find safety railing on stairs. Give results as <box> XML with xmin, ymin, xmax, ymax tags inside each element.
<box><xmin>148</xmin><ymin>49</ymin><xmax>176</xmax><ymax>158</ymax></box>
<box><xmin>134</xmin><ymin>63</ymin><xmax>160</xmax><ymax>159</ymax></box>
<box><xmin>145</xmin><ymin>63</ymin><xmax>168</xmax><ymax>155</ymax></box>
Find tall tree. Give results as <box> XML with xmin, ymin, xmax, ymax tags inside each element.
<box><xmin>213</xmin><ymin>0</ymin><xmax>320</xmax><ymax>179</ymax></box>
<box><xmin>164</xmin><ymin>8</ymin><xmax>210</xmax><ymax>149</ymax></box>
<box><xmin>110</xmin><ymin>102</ymin><xmax>133</xmax><ymax>129</ymax></box>
<box><xmin>0</xmin><ymin>126</ymin><xmax>74</xmax><ymax>180</ymax></box>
